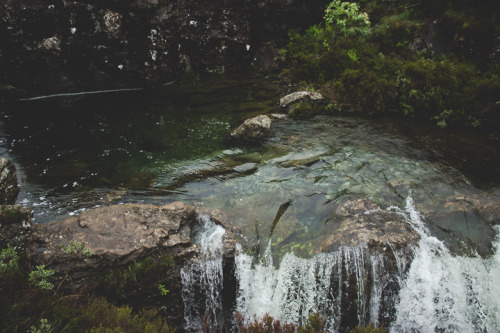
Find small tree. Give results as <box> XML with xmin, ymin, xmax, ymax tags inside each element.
<box><xmin>324</xmin><ymin>0</ymin><xmax>371</xmax><ymax>45</ymax></box>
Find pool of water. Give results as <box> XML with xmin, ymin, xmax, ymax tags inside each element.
<box><xmin>1</xmin><ymin>77</ymin><xmax>499</xmax><ymax>259</ymax></box>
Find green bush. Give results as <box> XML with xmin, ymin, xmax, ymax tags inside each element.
<box><xmin>280</xmin><ymin>0</ymin><xmax>500</xmax><ymax>133</ymax></box>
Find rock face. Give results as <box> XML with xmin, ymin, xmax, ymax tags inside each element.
<box><xmin>32</xmin><ymin>202</ymin><xmax>197</xmax><ymax>277</ymax></box>
<box><xmin>0</xmin><ymin>205</ymin><xmax>32</xmax><ymax>251</ymax></box>
<box><xmin>30</xmin><ymin>201</ymin><xmax>235</xmax><ymax>326</ymax></box>
<box><xmin>321</xmin><ymin>199</ymin><xmax>420</xmax><ymax>253</ymax></box>
<box><xmin>0</xmin><ymin>0</ymin><xmax>329</xmax><ymax>98</ymax></box>
<box><xmin>231</xmin><ymin>115</ymin><xmax>272</xmax><ymax>143</ymax></box>
<box><xmin>0</xmin><ymin>157</ymin><xmax>19</xmax><ymax>205</ymax></box>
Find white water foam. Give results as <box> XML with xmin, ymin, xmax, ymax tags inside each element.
<box><xmin>181</xmin><ymin>215</ymin><xmax>226</xmax><ymax>332</ymax></box>
<box><xmin>181</xmin><ymin>195</ymin><xmax>500</xmax><ymax>332</ymax></box>
<box><xmin>391</xmin><ymin>196</ymin><xmax>500</xmax><ymax>333</ymax></box>
<box><xmin>235</xmin><ymin>240</ymin><xmax>401</xmax><ymax>331</ymax></box>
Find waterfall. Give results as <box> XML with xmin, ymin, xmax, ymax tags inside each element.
<box><xmin>181</xmin><ymin>215</ymin><xmax>227</xmax><ymax>332</ymax></box>
<box><xmin>391</xmin><ymin>196</ymin><xmax>500</xmax><ymax>333</ymax></box>
<box><xmin>235</xmin><ymin>241</ymin><xmax>406</xmax><ymax>331</ymax></box>
<box><xmin>181</xmin><ymin>196</ymin><xmax>500</xmax><ymax>332</ymax></box>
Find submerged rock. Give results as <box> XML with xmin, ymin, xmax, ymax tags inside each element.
<box><xmin>230</xmin><ymin>115</ymin><xmax>272</xmax><ymax>143</ymax></box>
<box><xmin>0</xmin><ymin>157</ymin><xmax>20</xmax><ymax>205</ymax></box>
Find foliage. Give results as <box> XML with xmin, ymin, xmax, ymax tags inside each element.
<box><xmin>0</xmin><ymin>245</ymin><xmax>19</xmax><ymax>274</ymax></box>
<box><xmin>349</xmin><ymin>322</ymin><xmax>387</xmax><ymax>332</ymax></box>
<box><xmin>298</xmin><ymin>313</ymin><xmax>327</xmax><ymax>333</ymax></box>
<box><xmin>235</xmin><ymin>312</ymin><xmax>328</xmax><ymax>333</ymax></box>
<box><xmin>78</xmin><ymin>297</ymin><xmax>174</xmax><ymax>333</ymax></box>
<box><xmin>64</xmin><ymin>240</ymin><xmax>93</xmax><ymax>257</ymax></box>
<box><xmin>29</xmin><ymin>318</ymin><xmax>53</xmax><ymax>333</ymax></box>
<box><xmin>280</xmin><ymin>0</ymin><xmax>500</xmax><ymax>133</ymax></box>
<box><xmin>157</xmin><ymin>283</ymin><xmax>169</xmax><ymax>296</ymax></box>
<box><xmin>28</xmin><ymin>265</ymin><xmax>55</xmax><ymax>290</ymax></box>
<box><xmin>324</xmin><ymin>0</ymin><xmax>371</xmax><ymax>46</ymax></box>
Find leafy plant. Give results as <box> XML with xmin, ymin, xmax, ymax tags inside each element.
<box><xmin>298</xmin><ymin>313</ymin><xmax>327</xmax><ymax>333</ymax></box>
<box><xmin>64</xmin><ymin>240</ymin><xmax>93</xmax><ymax>257</ymax></box>
<box><xmin>324</xmin><ymin>0</ymin><xmax>371</xmax><ymax>45</ymax></box>
<box><xmin>347</xmin><ymin>49</ymin><xmax>360</xmax><ymax>62</ymax></box>
<box><xmin>0</xmin><ymin>245</ymin><xmax>19</xmax><ymax>274</ymax></box>
<box><xmin>29</xmin><ymin>318</ymin><xmax>53</xmax><ymax>333</ymax></box>
<box><xmin>157</xmin><ymin>283</ymin><xmax>169</xmax><ymax>296</ymax></box>
<box><xmin>28</xmin><ymin>265</ymin><xmax>55</xmax><ymax>290</ymax></box>
<box><xmin>349</xmin><ymin>322</ymin><xmax>387</xmax><ymax>332</ymax></box>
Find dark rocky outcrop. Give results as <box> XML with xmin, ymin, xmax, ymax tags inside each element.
<box><xmin>0</xmin><ymin>157</ymin><xmax>19</xmax><ymax>205</ymax></box>
<box><xmin>230</xmin><ymin>114</ymin><xmax>272</xmax><ymax>143</ymax></box>
<box><xmin>0</xmin><ymin>0</ymin><xmax>329</xmax><ymax>99</ymax></box>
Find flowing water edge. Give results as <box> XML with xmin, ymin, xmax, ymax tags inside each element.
<box><xmin>1</xmin><ymin>78</ymin><xmax>499</xmax><ymax>331</ymax></box>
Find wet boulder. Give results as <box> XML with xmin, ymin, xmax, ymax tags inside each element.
<box><xmin>319</xmin><ymin>199</ymin><xmax>420</xmax><ymax>329</ymax></box>
<box><xmin>231</xmin><ymin>115</ymin><xmax>272</xmax><ymax>143</ymax></box>
<box><xmin>321</xmin><ymin>199</ymin><xmax>420</xmax><ymax>253</ymax></box>
<box><xmin>30</xmin><ymin>202</ymin><xmax>199</xmax><ymax>294</ymax></box>
<box><xmin>0</xmin><ymin>157</ymin><xmax>20</xmax><ymax>205</ymax></box>
<box><xmin>438</xmin><ymin>191</ymin><xmax>500</xmax><ymax>225</ymax></box>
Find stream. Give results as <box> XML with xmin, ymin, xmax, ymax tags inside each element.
<box><xmin>1</xmin><ymin>77</ymin><xmax>499</xmax><ymax>332</ymax></box>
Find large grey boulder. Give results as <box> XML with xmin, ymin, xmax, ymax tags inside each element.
<box><xmin>231</xmin><ymin>115</ymin><xmax>272</xmax><ymax>143</ymax></box>
<box><xmin>0</xmin><ymin>157</ymin><xmax>19</xmax><ymax>205</ymax></box>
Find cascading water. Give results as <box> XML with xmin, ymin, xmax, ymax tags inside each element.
<box><xmin>234</xmin><ymin>239</ymin><xmax>408</xmax><ymax>332</ymax></box>
<box><xmin>391</xmin><ymin>196</ymin><xmax>500</xmax><ymax>333</ymax></box>
<box><xmin>182</xmin><ymin>196</ymin><xmax>500</xmax><ymax>332</ymax></box>
<box><xmin>181</xmin><ymin>215</ymin><xmax>227</xmax><ymax>332</ymax></box>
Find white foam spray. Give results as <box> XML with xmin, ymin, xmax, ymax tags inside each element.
<box><xmin>181</xmin><ymin>215</ymin><xmax>226</xmax><ymax>332</ymax></box>
<box><xmin>391</xmin><ymin>196</ymin><xmax>500</xmax><ymax>333</ymax></box>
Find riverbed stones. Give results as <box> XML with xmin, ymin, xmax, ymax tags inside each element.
<box><xmin>0</xmin><ymin>157</ymin><xmax>20</xmax><ymax>205</ymax></box>
<box><xmin>230</xmin><ymin>115</ymin><xmax>272</xmax><ymax>143</ymax></box>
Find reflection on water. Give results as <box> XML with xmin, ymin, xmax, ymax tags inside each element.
<box><xmin>0</xmin><ymin>78</ymin><xmax>499</xmax><ymax>258</ymax></box>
